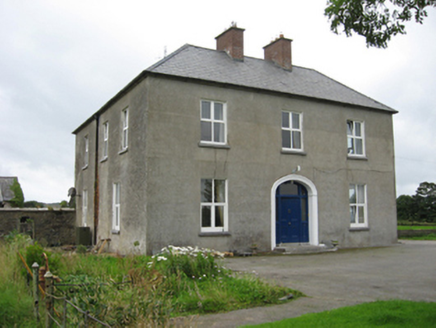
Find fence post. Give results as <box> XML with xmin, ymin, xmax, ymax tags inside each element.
<box><xmin>44</xmin><ymin>271</ymin><xmax>54</xmax><ymax>328</ymax></box>
<box><xmin>62</xmin><ymin>298</ymin><xmax>67</xmax><ymax>328</ymax></box>
<box><xmin>32</xmin><ymin>262</ymin><xmax>40</xmax><ymax>322</ymax></box>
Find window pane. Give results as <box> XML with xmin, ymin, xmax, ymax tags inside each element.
<box><xmin>292</xmin><ymin>131</ymin><xmax>301</xmax><ymax>149</ymax></box>
<box><xmin>358</xmin><ymin>206</ymin><xmax>365</xmax><ymax>223</ymax></box>
<box><xmin>355</xmin><ymin>139</ymin><xmax>363</xmax><ymax>155</ymax></box>
<box><xmin>292</xmin><ymin>113</ymin><xmax>300</xmax><ymax>129</ymax></box>
<box><xmin>201</xmin><ymin>121</ymin><xmax>212</xmax><ymax>141</ymax></box>
<box><xmin>215</xmin><ymin>206</ymin><xmax>224</xmax><ymax>227</ymax></box>
<box><xmin>349</xmin><ymin>185</ymin><xmax>356</xmax><ymax>203</ymax></box>
<box><xmin>201</xmin><ymin>179</ymin><xmax>212</xmax><ymax>202</ymax></box>
<box><xmin>214</xmin><ymin>180</ymin><xmax>226</xmax><ymax>202</ymax></box>
<box><xmin>278</xmin><ymin>182</ymin><xmax>298</xmax><ymax>195</ymax></box>
<box><xmin>201</xmin><ymin>101</ymin><xmax>211</xmax><ymax>119</ymax></box>
<box><xmin>357</xmin><ymin>185</ymin><xmax>365</xmax><ymax>203</ymax></box>
<box><xmin>214</xmin><ymin>103</ymin><xmax>223</xmax><ymax>120</ymax></box>
<box><xmin>347</xmin><ymin>121</ymin><xmax>353</xmax><ymax>136</ymax></box>
<box><xmin>282</xmin><ymin>130</ymin><xmax>291</xmax><ymax>148</ymax></box>
<box><xmin>348</xmin><ymin>137</ymin><xmax>354</xmax><ymax>154</ymax></box>
<box><xmin>355</xmin><ymin>122</ymin><xmax>361</xmax><ymax>136</ymax></box>
<box><xmin>301</xmin><ymin>198</ymin><xmax>307</xmax><ymax>221</ymax></box>
<box><xmin>201</xmin><ymin>206</ymin><xmax>211</xmax><ymax>227</ymax></box>
<box><xmin>282</xmin><ymin>112</ymin><xmax>290</xmax><ymax>128</ymax></box>
<box><xmin>213</xmin><ymin>122</ymin><xmax>224</xmax><ymax>143</ymax></box>
<box><xmin>350</xmin><ymin>206</ymin><xmax>356</xmax><ymax>223</ymax></box>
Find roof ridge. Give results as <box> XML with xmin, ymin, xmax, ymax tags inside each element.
<box><xmin>146</xmin><ymin>44</ymin><xmax>191</xmax><ymax>71</ymax></box>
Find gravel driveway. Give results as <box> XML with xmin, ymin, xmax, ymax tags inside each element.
<box><xmin>194</xmin><ymin>240</ymin><xmax>436</xmax><ymax>327</ymax></box>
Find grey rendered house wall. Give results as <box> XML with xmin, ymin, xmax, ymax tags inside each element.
<box><xmin>74</xmin><ymin>73</ymin><xmax>397</xmax><ymax>255</ymax></box>
<box><xmin>142</xmin><ymin>76</ymin><xmax>397</xmax><ymax>254</ymax></box>
<box><xmin>96</xmin><ymin>79</ymin><xmax>149</xmax><ymax>253</ymax></box>
<box><xmin>74</xmin><ymin>120</ymin><xmax>96</xmax><ymax>236</ymax></box>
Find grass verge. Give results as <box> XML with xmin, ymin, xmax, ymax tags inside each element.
<box><xmin>243</xmin><ymin>300</ymin><xmax>436</xmax><ymax>328</ymax></box>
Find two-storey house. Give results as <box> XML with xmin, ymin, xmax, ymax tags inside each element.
<box><xmin>73</xmin><ymin>26</ymin><xmax>397</xmax><ymax>255</ymax></box>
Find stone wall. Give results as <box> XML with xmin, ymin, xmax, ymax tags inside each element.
<box><xmin>398</xmin><ymin>229</ymin><xmax>436</xmax><ymax>238</ymax></box>
<box><xmin>0</xmin><ymin>208</ymin><xmax>76</xmax><ymax>246</ymax></box>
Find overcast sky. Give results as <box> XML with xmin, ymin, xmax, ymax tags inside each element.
<box><xmin>1</xmin><ymin>1</ymin><xmax>435</xmax><ymax>203</ymax></box>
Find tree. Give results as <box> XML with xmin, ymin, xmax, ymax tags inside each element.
<box><xmin>325</xmin><ymin>0</ymin><xmax>436</xmax><ymax>48</ymax></box>
<box><xmin>9</xmin><ymin>178</ymin><xmax>24</xmax><ymax>208</ymax></box>
<box><xmin>396</xmin><ymin>194</ymin><xmax>417</xmax><ymax>221</ymax></box>
<box><xmin>414</xmin><ymin>181</ymin><xmax>436</xmax><ymax>222</ymax></box>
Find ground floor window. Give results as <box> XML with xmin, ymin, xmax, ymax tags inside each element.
<box><xmin>201</xmin><ymin>179</ymin><xmax>227</xmax><ymax>232</ymax></box>
<box><xmin>349</xmin><ymin>184</ymin><xmax>367</xmax><ymax>227</ymax></box>
<box><xmin>82</xmin><ymin>190</ymin><xmax>88</xmax><ymax>227</ymax></box>
<box><xmin>112</xmin><ymin>183</ymin><xmax>121</xmax><ymax>232</ymax></box>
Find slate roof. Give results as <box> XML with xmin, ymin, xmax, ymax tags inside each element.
<box><xmin>147</xmin><ymin>44</ymin><xmax>395</xmax><ymax>113</ymax></box>
<box><xmin>0</xmin><ymin>177</ymin><xmax>16</xmax><ymax>202</ymax></box>
<box><xmin>74</xmin><ymin>42</ymin><xmax>395</xmax><ymax>134</ymax></box>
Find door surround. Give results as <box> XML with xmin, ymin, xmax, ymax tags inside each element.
<box><xmin>271</xmin><ymin>174</ymin><xmax>319</xmax><ymax>250</ymax></box>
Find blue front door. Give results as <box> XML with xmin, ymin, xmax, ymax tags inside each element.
<box><xmin>276</xmin><ymin>182</ymin><xmax>309</xmax><ymax>244</ymax></box>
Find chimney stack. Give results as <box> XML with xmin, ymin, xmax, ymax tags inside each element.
<box><xmin>215</xmin><ymin>24</ymin><xmax>245</xmax><ymax>61</ymax></box>
<box><xmin>263</xmin><ymin>34</ymin><xmax>293</xmax><ymax>70</ymax></box>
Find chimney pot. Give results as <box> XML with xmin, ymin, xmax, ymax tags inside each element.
<box><xmin>215</xmin><ymin>26</ymin><xmax>245</xmax><ymax>61</ymax></box>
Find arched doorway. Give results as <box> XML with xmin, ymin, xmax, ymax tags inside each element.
<box><xmin>271</xmin><ymin>175</ymin><xmax>319</xmax><ymax>249</ymax></box>
<box><xmin>276</xmin><ymin>181</ymin><xmax>308</xmax><ymax>243</ymax></box>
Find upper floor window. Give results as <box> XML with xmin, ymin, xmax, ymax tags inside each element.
<box><xmin>112</xmin><ymin>183</ymin><xmax>121</xmax><ymax>232</ymax></box>
<box><xmin>102</xmin><ymin>122</ymin><xmax>109</xmax><ymax>159</ymax></box>
<box><xmin>121</xmin><ymin>108</ymin><xmax>129</xmax><ymax>151</ymax></box>
<box><xmin>201</xmin><ymin>179</ymin><xmax>228</xmax><ymax>232</ymax></box>
<box><xmin>349</xmin><ymin>184</ymin><xmax>367</xmax><ymax>228</ymax></box>
<box><xmin>82</xmin><ymin>190</ymin><xmax>88</xmax><ymax>227</ymax></box>
<box><xmin>84</xmin><ymin>136</ymin><xmax>89</xmax><ymax>168</ymax></box>
<box><xmin>282</xmin><ymin>111</ymin><xmax>302</xmax><ymax>151</ymax></box>
<box><xmin>347</xmin><ymin>120</ymin><xmax>365</xmax><ymax>156</ymax></box>
<box><xmin>200</xmin><ymin>100</ymin><xmax>226</xmax><ymax>144</ymax></box>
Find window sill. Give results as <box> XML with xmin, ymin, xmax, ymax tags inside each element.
<box><xmin>349</xmin><ymin>227</ymin><xmax>369</xmax><ymax>232</ymax></box>
<box><xmin>347</xmin><ymin>155</ymin><xmax>368</xmax><ymax>161</ymax></box>
<box><xmin>100</xmin><ymin>157</ymin><xmax>108</xmax><ymax>163</ymax></box>
<box><xmin>281</xmin><ymin>149</ymin><xmax>306</xmax><ymax>156</ymax></box>
<box><xmin>199</xmin><ymin>231</ymin><xmax>231</xmax><ymax>237</ymax></box>
<box><xmin>198</xmin><ymin>142</ymin><xmax>230</xmax><ymax>149</ymax></box>
<box><xmin>118</xmin><ymin>148</ymin><xmax>128</xmax><ymax>155</ymax></box>
<box><xmin>111</xmin><ymin>230</ymin><xmax>120</xmax><ymax>235</ymax></box>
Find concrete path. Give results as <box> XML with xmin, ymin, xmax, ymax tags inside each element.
<box><xmin>193</xmin><ymin>240</ymin><xmax>436</xmax><ymax>327</ymax></box>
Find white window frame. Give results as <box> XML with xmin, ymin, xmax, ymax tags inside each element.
<box><xmin>121</xmin><ymin>108</ymin><xmax>129</xmax><ymax>151</ymax></box>
<box><xmin>112</xmin><ymin>183</ymin><xmax>121</xmax><ymax>232</ymax></box>
<box><xmin>282</xmin><ymin>111</ymin><xmax>303</xmax><ymax>151</ymax></box>
<box><xmin>102</xmin><ymin>122</ymin><xmax>109</xmax><ymax>159</ymax></box>
<box><xmin>200</xmin><ymin>100</ymin><xmax>227</xmax><ymax>145</ymax></box>
<box><xmin>84</xmin><ymin>136</ymin><xmax>89</xmax><ymax>168</ymax></box>
<box><xmin>200</xmin><ymin>179</ymin><xmax>228</xmax><ymax>232</ymax></box>
<box><xmin>349</xmin><ymin>184</ymin><xmax>368</xmax><ymax>228</ymax></box>
<box><xmin>347</xmin><ymin>120</ymin><xmax>365</xmax><ymax>156</ymax></box>
<box><xmin>82</xmin><ymin>190</ymin><xmax>88</xmax><ymax>227</ymax></box>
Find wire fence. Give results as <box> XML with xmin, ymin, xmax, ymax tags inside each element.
<box><xmin>28</xmin><ymin>261</ymin><xmax>129</xmax><ymax>328</ymax></box>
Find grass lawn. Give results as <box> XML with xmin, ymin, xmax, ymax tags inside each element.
<box><xmin>397</xmin><ymin>225</ymin><xmax>436</xmax><ymax>230</ymax></box>
<box><xmin>243</xmin><ymin>300</ymin><xmax>436</xmax><ymax>328</ymax></box>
